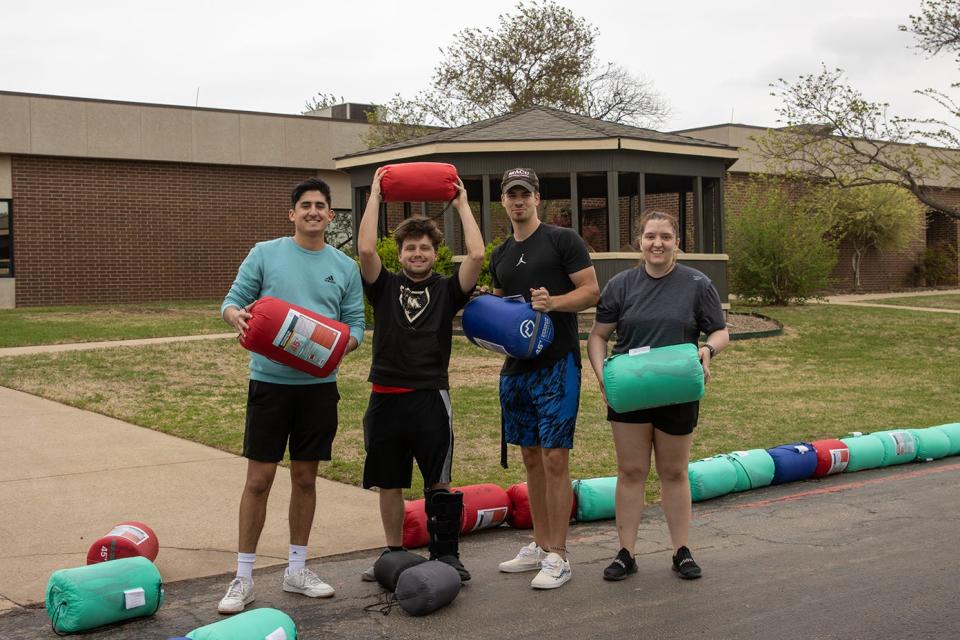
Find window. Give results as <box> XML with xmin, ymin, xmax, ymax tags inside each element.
<box><xmin>0</xmin><ymin>200</ymin><xmax>10</xmax><ymax>277</ymax></box>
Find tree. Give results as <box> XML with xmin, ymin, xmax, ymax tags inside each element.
<box><xmin>823</xmin><ymin>184</ymin><xmax>925</xmax><ymax>289</ymax></box>
<box><xmin>758</xmin><ymin>1</ymin><xmax>960</xmax><ymax>221</ymax></box>
<box><xmin>302</xmin><ymin>92</ymin><xmax>345</xmax><ymax>115</ymax></box>
<box><xmin>728</xmin><ymin>178</ymin><xmax>838</xmax><ymax>305</ymax></box>
<box><xmin>362</xmin><ymin>0</ymin><xmax>669</xmax><ymax>147</ymax></box>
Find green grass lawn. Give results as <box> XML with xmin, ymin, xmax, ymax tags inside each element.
<box><xmin>0</xmin><ymin>304</ymin><xmax>957</xmax><ymax>501</ymax></box>
<box><xmin>0</xmin><ymin>300</ymin><xmax>227</xmax><ymax>347</ymax></box>
<box><xmin>862</xmin><ymin>293</ymin><xmax>960</xmax><ymax>310</ymax></box>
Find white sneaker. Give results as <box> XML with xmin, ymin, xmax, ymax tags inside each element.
<box><xmin>282</xmin><ymin>567</ymin><xmax>335</xmax><ymax>598</ymax></box>
<box><xmin>498</xmin><ymin>541</ymin><xmax>547</xmax><ymax>573</ymax></box>
<box><xmin>531</xmin><ymin>552</ymin><xmax>572</xmax><ymax>589</ymax></box>
<box><xmin>217</xmin><ymin>577</ymin><xmax>254</xmax><ymax>614</ymax></box>
<box><xmin>361</xmin><ymin>565</ymin><xmax>376</xmax><ymax>582</ymax></box>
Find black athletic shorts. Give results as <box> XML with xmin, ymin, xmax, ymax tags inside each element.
<box><xmin>243</xmin><ymin>380</ymin><xmax>339</xmax><ymax>462</ymax></box>
<box><xmin>606</xmin><ymin>400</ymin><xmax>699</xmax><ymax>436</ymax></box>
<box><xmin>362</xmin><ymin>390</ymin><xmax>453</xmax><ymax>490</ymax></box>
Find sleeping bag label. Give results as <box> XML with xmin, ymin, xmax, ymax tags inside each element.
<box><xmin>471</xmin><ymin>506</ymin><xmax>509</xmax><ymax>531</ymax></box>
<box><xmin>123</xmin><ymin>588</ymin><xmax>146</xmax><ymax>610</ymax></box>
<box><xmin>889</xmin><ymin>431</ymin><xmax>916</xmax><ymax>456</ymax></box>
<box><xmin>272</xmin><ymin>309</ymin><xmax>342</xmax><ymax>367</ymax></box>
<box><xmin>265</xmin><ymin>628</ymin><xmax>288</xmax><ymax>640</ymax></box>
<box><xmin>107</xmin><ymin>525</ymin><xmax>149</xmax><ymax>545</ymax></box>
<box><xmin>828</xmin><ymin>448</ymin><xmax>850</xmax><ymax>474</ymax></box>
<box><xmin>472</xmin><ymin>337</ymin><xmax>510</xmax><ymax>356</ymax></box>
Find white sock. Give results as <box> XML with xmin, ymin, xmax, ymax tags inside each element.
<box><xmin>236</xmin><ymin>552</ymin><xmax>256</xmax><ymax>580</ymax></box>
<box><xmin>288</xmin><ymin>544</ymin><xmax>308</xmax><ymax>573</ymax></box>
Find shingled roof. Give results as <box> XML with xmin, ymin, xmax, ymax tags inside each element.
<box><xmin>336</xmin><ymin>105</ymin><xmax>735</xmax><ymax>161</ymax></box>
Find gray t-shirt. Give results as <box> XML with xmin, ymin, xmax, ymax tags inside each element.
<box><xmin>595</xmin><ymin>264</ymin><xmax>726</xmax><ymax>354</ymax></box>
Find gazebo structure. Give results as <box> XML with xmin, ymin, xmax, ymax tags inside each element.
<box><xmin>335</xmin><ymin>106</ymin><xmax>738</xmax><ymax>305</ymax></box>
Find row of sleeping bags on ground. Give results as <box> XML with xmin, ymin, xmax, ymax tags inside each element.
<box><xmin>402</xmin><ymin>423</ymin><xmax>960</xmax><ymax>546</ymax></box>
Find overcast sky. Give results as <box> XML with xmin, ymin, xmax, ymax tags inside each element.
<box><xmin>3</xmin><ymin>0</ymin><xmax>956</xmax><ymax>131</ymax></box>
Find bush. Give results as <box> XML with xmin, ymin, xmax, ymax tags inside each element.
<box><xmin>914</xmin><ymin>244</ymin><xmax>959</xmax><ymax>286</ymax></box>
<box><xmin>729</xmin><ymin>181</ymin><xmax>838</xmax><ymax>305</ymax></box>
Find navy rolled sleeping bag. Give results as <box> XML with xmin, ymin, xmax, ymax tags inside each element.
<box><xmin>767</xmin><ymin>442</ymin><xmax>818</xmax><ymax>485</ymax></box>
<box><xmin>462</xmin><ymin>294</ymin><xmax>553</xmax><ymax>359</ymax></box>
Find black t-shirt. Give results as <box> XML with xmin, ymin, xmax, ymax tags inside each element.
<box><xmin>365</xmin><ymin>266</ymin><xmax>471</xmax><ymax>389</ymax></box>
<box><xmin>490</xmin><ymin>223</ymin><xmax>593</xmax><ymax>375</ymax></box>
<box><xmin>595</xmin><ymin>264</ymin><xmax>726</xmax><ymax>353</ymax></box>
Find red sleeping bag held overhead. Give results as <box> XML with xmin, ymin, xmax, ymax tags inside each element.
<box><xmin>240</xmin><ymin>296</ymin><xmax>350</xmax><ymax>378</ymax></box>
<box><xmin>402</xmin><ymin>484</ymin><xmax>511</xmax><ymax>549</ymax></box>
<box><xmin>380</xmin><ymin>162</ymin><xmax>459</xmax><ymax>203</ymax></box>
<box><xmin>505</xmin><ymin>482</ymin><xmax>577</xmax><ymax>530</ymax></box>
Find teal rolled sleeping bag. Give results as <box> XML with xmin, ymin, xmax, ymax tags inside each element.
<box><xmin>934</xmin><ymin>423</ymin><xmax>960</xmax><ymax>456</ymax></box>
<box><xmin>187</xmin><ymin>607</ymin><xmax>297</xmax><ymax>640</ymax></box>
<box><xmin>573</xmin><ymin>477</ymin><xmax>617</xmax><ymax>521</ymax></box>
<box><xmin>725</xmin><ymin>449</ymin><xmax>776</xmax><ymax>492</ymax></box>
<box><xmin>603</xmin><ymin>343</ymin><xmax>704</xmax><ymax>414</ymax></box>
<box><xmin>909</xmin><ymin>428</ymin><xmax>951</xmax><ymax>461</ymax></box>
<box><xmin>45</xmin><ymin>556</ymin><xmax>163</xmax><ymax>634</ymax></box>
<box><xmin>688</xmin><ymin>456</ymin><xmax>738</xmax><ymax>502</ymax></box>
<box><xmin>840</xmin><ymin>434</ymin><xmax>886</xmax><ymax>472</ymax></box>
<box><xmin>872</xmin><ymin>429</ymin><xmax>919</xmax><ymax>466</ymax></box>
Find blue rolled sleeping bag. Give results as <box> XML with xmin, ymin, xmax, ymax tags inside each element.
<box><xmin>462</xmin><ymin>294</ymin><xmax>553</xmax><ymax>359</ymax></box>
<box><xmin>602</xmin><ymin>343</ymin><xmax>704</xmax><ymax>413</ymax></box>
<box><xmin>767</xmin><ymin>442</ymin><xmax>818</xmax><ymax>485</ymax></box>
<box><xmin>187</xmin><ymin>607</ymin><xmax>297</xmax><ymax>639</ymax></box>
<box><xmin>46</xmin><ymin>556</ymin><xmax>163</xmax><ymax>634</ymax></box>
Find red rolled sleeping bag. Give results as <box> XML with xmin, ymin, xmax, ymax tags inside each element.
<box><xmin>86</xmin><ymin>521</ymin><xmax>159</xmax><ymax>564</ymax></box>
<box><xmin>505</xmin><ymin>482</ymin><xmax>577</xmax><ymax>529</ymax></box>
<box><xmin>811</xmin><ymin>438</ymin><xmax>850</xmax><ymax>477</ymax></box>
<box><xmin>239</xmin><ymin>296</ymin><xmax>350</xmax><ymax>378</ymax></box>
<box><xmin>380</xmin><ymin>162</ymin><xmax>459</xmax><ymax>202</ymax></box>
<box><xmin>402</xmin><ymin>484</ymin><xmax>511</xmax><ymax>548</ymax></box>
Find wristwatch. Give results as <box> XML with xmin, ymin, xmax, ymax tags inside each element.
<box><xmin>701</xmin><ymin>343</ymin><xmax>716</xmax><ymax>358</ymax></box>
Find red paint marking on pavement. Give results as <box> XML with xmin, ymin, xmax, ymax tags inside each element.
<box><xmin>700</xmin><ymin>462</ymin><xmax>960</xmax><ymax>515</ymax></box>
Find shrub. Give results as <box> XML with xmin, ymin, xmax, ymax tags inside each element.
<box><xmin>914</xmin><ymin>244</ymin><xmax>959</xmax><ymax>286</ymax></box>
<box><xmin>729</xmin><ymin>181</ymin><xmax>838</xmax><ymax>305</ymax></box>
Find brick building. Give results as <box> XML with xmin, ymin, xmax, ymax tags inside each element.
<box><xmin>3</xmin><ymin>92</ymin><xmax>955</xmax><ymax>308</ymax></box>
<box><xmin>675</xmin><ymin>123</ymin><xmax>960</xmax><ymax>291</ymax></box>
<box><xmin>0</xmin><ymin>91</ymin><xmax>370</xmax><ymax>307</ymax></box>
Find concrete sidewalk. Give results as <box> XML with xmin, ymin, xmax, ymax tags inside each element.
<box><xmin>0</xmin><ymin>387</ymin><xmax>383</xmax><ymax>610</ymax></box>
<box><xmin>0</xmin><ymin>332</ymin><xmax>235</xmax><ymax>358</ymax></box>
<box><xmin>820</xmin><ymin>288</ymin><xmax>960</xmax><ymax>313</ymax></box>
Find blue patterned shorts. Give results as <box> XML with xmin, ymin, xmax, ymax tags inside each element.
<box><xmin>499</xmin><ymin>352</ymin><xmax>580</xmax><ymax>450</ymax></box>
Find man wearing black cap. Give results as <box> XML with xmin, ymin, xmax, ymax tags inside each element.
<box><xmin>491</xmin><ymin>168</ymin><xmax>599</xmax><ymax>589</ymax></box>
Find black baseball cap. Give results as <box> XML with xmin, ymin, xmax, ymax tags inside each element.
<box><xmin>501</xmin><ymin>168</ymin><xmax>540</xmax><ymax>193</ymax></box>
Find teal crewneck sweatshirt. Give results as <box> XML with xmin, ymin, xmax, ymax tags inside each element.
<box><xmin>221</xmin><ymin>237</ymin><xmax>365</xmax><ymax>384</ymax></box>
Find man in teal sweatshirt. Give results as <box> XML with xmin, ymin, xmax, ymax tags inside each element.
<box><xmin>217</xmin><ymin>177</ymin><xmax>364</xmax><ymax>614</ymax></box>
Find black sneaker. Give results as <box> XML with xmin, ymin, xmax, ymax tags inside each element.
<box><xmin>437</xmin><ymin>555</ymin><xmax>472</xmax><ymax>582</ymax></box>
<box><xmin>603</xmin><ymin>548</ymin><xmax>637</xmax><ymax>581</ymax></box>
<box><xmin>671</xmin><ymin>546</ymin><xmax>702</xmax><ymax>579</ymax></box>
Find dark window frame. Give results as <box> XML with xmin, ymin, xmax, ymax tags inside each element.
<box><xmin>0</xmin><ymin>199</ymin><xmax>11</xmax><ymax>278</ymax></box>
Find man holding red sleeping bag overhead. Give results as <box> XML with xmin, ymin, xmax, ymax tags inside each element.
<box><xmin>218</xmin><ymin>177</ymin><xmax>365</xmax><ymax>613</ymax></box>
<box><xmin>357</xmin><ymin>166</ymin><xmax>484</xmax><ymax>583</ymax></box>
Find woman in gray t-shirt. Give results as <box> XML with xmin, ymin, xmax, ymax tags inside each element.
<box><xmin>586</xmin><ymin>211</ymin><xmax>729</xmax><ymax>582</ymax></box>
